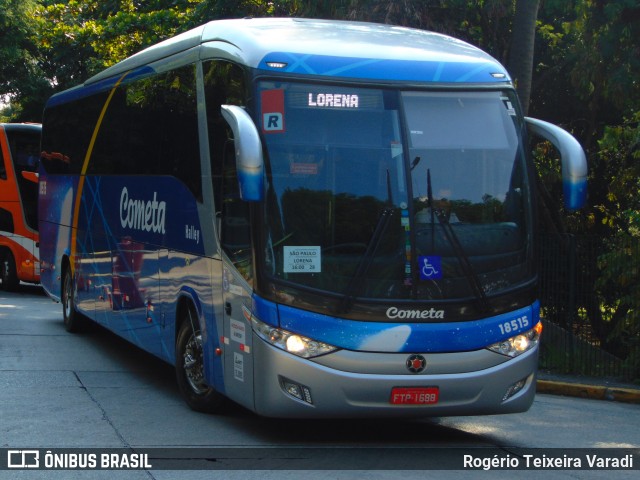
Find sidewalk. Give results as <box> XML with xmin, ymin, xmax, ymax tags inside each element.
<box><xmin>536</xmin><ymin>372</ymin><xmax>640</xmax><ymax>404</ymax></box>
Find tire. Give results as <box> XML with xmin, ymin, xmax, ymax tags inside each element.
<box><xmin>61</xmin><ymin>267</ymin><xmax>83</xmax><ymax>332</ymax></box>
<box><xmin>0</xmin><ymin>250</ymin><xmax>19</xmax><ymax>291</ymax></box>
<box><xmin>175</xmin><ymin>308</ymin><xmax>225</xmax><ymax>413</ymax></box>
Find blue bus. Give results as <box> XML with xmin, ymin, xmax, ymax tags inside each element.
<box><xmin>39</xmin><ymin>18</ymin><xmax>587</xmax><ymax>417</ymax></box>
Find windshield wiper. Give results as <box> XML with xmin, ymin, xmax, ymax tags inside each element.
<box><xmin>337</xmin><ymin>207</ymin><xmax>395</xmax><ymax>314</ymax></box>
<box><xmin>427</xmin><ymin>169</ymin><xmax>490</xmax><ymax>313</ymax></box>
<box><xmin>435</xmin><ymin>210</ymin><xmax>490</xmax><ymax>313</ymax></box>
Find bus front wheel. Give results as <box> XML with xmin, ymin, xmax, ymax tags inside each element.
<box><xmin>175</xmin><ymin>311</ymin><xmax>225</xmax><ymax>413</ymax></box>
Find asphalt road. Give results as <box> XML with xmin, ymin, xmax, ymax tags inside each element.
<box><xmin>1</xmin><ymin>284</ymin><xmax>639</xmax><ymax>479</ymax></box>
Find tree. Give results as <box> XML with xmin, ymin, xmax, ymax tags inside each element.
<box><xmin>507</xmin><ymin>0</ymin><xmax>540</xmax><ymax>115</ymax></box>
<box><xmin>317</xmin><ymin>1</ymin><xmax>540</xmax><ymax>114</ymax></box>
<box><xmin>0</xmin><ymin>0</ymin><xmax>47</xmax><ymax>121</ymax></box>
<box><xmin>35</xmin><ymin>1</ymin><xmax>201</xmax><ymax>91</ymax></box>
<box><xmin>531</xmin><ymin>0</ymin><xmax>640</xmax><ymax>373</ymax></box>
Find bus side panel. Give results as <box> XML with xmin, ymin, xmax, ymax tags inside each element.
<box><xmin>38</xmin><ymin>173</ymin><xmax>76</xmax><ymax>301</ymax></box>
<box><xmin>73</xmin><ymin>228</ymin><xmax>95</xmax><ymax>319</ymax></box>
<box><xmin>0</xmin><ymin>236</ymin><xmax>39</xmax><ymax>282</ymax></box>
<box><xmin>157</xmin><ymin>252</ymin><xmax>224</xmax><ymax>390</ymax></box>
<box><xmin>206</xmin><ymin>257</ymin><xmax>226</xmax><ymax>393</ymax></box>
<box><xmin>70</xmin><ymin>174</ymin><xmax>212</xmax><ymax>362</ymax></box>
<box><xmin>152</xmin><ymin>233</ymin><xmax>225</xmax><ymax>393</ymax></box>
<box><xmin>220</xmin><ymin>264</ymin><xmax>254</xmax><ymax>409</ymax></box>
<box><xmin>0</xmin><ymin>126</ymin><xmax>40</xmax><ymax>285</ymax></box>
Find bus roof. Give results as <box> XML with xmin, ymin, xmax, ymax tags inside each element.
<box><xmin>84</xmin><ymin>18</ymin><xmax>510</xmax><ymax>87</ymax></box>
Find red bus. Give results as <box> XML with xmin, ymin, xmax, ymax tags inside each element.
<box><xmin>0</xmin><ymin>123</ymin><xmax>41</xmax><ymax>290</ymax></box>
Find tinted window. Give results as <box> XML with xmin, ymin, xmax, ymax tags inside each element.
<box><xmin>41</xmin><ymin>92</ymin><xmax>107</xmax><ymax>174</ymax></box>
<box><xmin>6</xmin><ymin>129</ymin><xmax>41</xmax><ymax>230</ymax></box>
<box><xmin>41</xmin><ymin>66</ymin><xmax>202</xmax><ymax>201</ymax></box>
<box><xmin>0</xmin><ymin>208</ymin><xmax>14</xmax><ymax>233</ymax></box>
<box><xmin>91</xmin><ymin>65</ymin><xmax>202</xmax><ymax>200</ymax></box>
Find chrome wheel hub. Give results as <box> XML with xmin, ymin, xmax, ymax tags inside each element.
<box><xmin>183</xmin><ymin>333</ymin><xmax>207</xmax><ymax>394</ymax></box>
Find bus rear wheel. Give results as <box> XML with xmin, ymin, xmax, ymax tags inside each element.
<box><xmin>175</xmin><ymin>310</ymin><xmax>225</xmax><ymax>413</ymax></box>
<box><xmin>62</xmin><ymin>267</ymin><xmax>83</xmax><ymax>332</ymax></box>
<box><xmin>0</xmin><ymin>250</ymin><xmax>19</xmax><ymax>291</ymax></box>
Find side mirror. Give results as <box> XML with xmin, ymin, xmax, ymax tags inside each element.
<box><xmin>221</xmin><ymin>105</ymin><xmax>264</xmax><ymax>201</ymax></box>
<box><xmin>525</xmin><ymin>117</ymin><xmax>587</xmax><ymax>211</ymax></box>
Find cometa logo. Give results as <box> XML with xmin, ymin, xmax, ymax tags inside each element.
<box><xmin>386</xmin><ymin>307</ymin><xmax>445</xmax><ymax>320</ymax></box>
<box><xmin>119</xmin><ymin>187</ymin><xmax>166</xmax><ymax>234</ymax></box>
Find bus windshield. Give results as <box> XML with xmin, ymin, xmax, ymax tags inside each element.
<box><xmin>259</xmin><ymin>82</ymin><xmax>533</xmax><ymax>307</ymax></box>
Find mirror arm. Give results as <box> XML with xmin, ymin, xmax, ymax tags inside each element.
<box><xmin>525</xmin><ymin>117</ymin><xmax>587</xmax><ymax>211</ymax></box>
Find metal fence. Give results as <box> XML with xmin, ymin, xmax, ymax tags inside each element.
<box><xmin>537</xmin><ymin>234</ymin><xmax>640</xmax><ymax>382</ymax></box>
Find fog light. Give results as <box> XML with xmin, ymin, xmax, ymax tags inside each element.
<box><xmin>280</xmin><ymin>377</ymin><xmax>313</xmax><ymax>404</ymax></box>
<box><xmin>502</xmin><ymin>377</ymin><xmax>528</xmax><ymax>401</ymax></box>
<box><xmin>302</xmin><ymin>386</ymin><xmax>313</xmax><ymax>404</ymax></box>
<box><xmin>284</xmin><ymin>381</ymin><xmax>303</xmax><ymax>400</ymax></box>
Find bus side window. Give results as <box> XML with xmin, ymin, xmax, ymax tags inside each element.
<box><xmin>89</xmin><ymin>65</ymin><xmax>202</xmax><ymax>201</ymax></box>
<box><xmin>0</xmin><ymin>208</ymin><xmax>13</xmax><ymax>233</ymax></box>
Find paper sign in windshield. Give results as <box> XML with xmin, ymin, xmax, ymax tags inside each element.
<box><xmin>291</xmin><ymin>163</ymin><xmax>318</xmax><ymax>175</ymax></box>
<box><xmin>284</xmin><ymin>246</ymin><xmax>321</xmax><ymax>273</ymax></box>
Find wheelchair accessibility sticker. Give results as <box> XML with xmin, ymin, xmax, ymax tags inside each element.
<box><xmin>419</xmin><ymin>256</ymin><xmax>442</xmax><ymax>280</ymax></box>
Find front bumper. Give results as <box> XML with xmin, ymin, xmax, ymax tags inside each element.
<box><xmin>252</xmin><ymin>332</ymin><xmax>538</xmax><ymax>418</ymax></box>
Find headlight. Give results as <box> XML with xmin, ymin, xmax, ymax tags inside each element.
<box><xmin>488</xmin><ymin>321</ymin><xmax>543</xmax><ymax>357</ymax></box>
<box><xmin>251</xmin><ymin>316</ymin><xmax>339</xmax><ymax>358</ymax></box>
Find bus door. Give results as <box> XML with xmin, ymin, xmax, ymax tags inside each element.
<box><xmin>219</xmin><ymin>146</ymin><xmax>256</xmax><ymax>411</ymax></box>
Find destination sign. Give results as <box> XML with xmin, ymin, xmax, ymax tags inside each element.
<box><xmin>308</xmin><ymin>93</ymin><xmax>359</xmax><ymax>109</ymax></box>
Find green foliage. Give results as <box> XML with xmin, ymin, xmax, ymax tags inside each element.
<box><xmin>530</xmin><ymin>3</ymin><xmax>640</xmax><ymax>371</ymax></box>
<box><xmin>596</xmin><ymin>234</ymin><xmax>640</xmax><ymax>380</ymax></box>
<box><xmin>0</xmin><ymin>0</ymin><xmax>38</xmax><ymax>93</ymax></box>
<box><xmin>592</xmin><ymin>115</ymin><xmax>640</xmax><ymax>373</ymax></box>
<box><xmin>595</xmin><ymin>113</ymin><xmax>640</xmax><ymax>234</ymax></box>
<box><xmin>0</xmin><ymin>0</ymin><xmax>47</xmax><ymax>120</ymax></box>
<box><xmin>35</xmin><ymin>1</ymin><xmax>200</xmax><ymax>91</ymax></box>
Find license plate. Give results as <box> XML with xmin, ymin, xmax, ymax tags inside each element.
<box><xmin>390</xmin><ymin>387</ymin><xmax>439</xmax><ymax>405</ymax></box>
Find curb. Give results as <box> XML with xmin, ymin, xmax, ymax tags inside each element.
<box><xmin>536</xmin><ymin>380</ymin><xmax>640</xmax><ymax>404</ymax></box>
